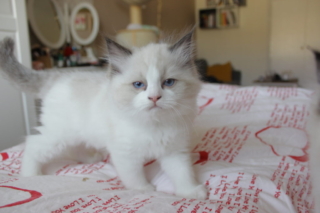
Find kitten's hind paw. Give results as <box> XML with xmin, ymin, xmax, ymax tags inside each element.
<box><xmin>176</xmin><ymin>185</ymin><xmax>208</xmax><ymax>200</ymax></box>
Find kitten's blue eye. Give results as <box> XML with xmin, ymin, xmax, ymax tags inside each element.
<box><xmin>163</xmin><ymin>79</ymin><xmax>176</xmax><ymax>87</ymax></box>
<box><xmin>133</xmin><ymin>81</ymin><xmax>145</xmax><ymax>89</ymax></box>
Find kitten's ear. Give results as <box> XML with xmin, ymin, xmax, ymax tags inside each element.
<box><xmin>106</xmin><ymin>38</ymin><xmax>132</xmax><ymax>73</ymax></box>
<box><xmin>169</xmin><ymin>29</ymin><xmax>195</xmax><ymax>65</ymax></box>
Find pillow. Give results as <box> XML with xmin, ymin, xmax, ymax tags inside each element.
<box><xmin>206</xmin><ymin>62</ymin><xmax>232</xmax><ymax>82</ymax></box>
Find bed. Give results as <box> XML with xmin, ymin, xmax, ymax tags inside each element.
<box><xmin>0</xmin><ymin>83</ymin><xmax>314</xmax><ymax>213</ymax></box>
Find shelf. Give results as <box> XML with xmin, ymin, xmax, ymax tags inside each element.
<box><xmin>199</xmin><ymin>5</ymin><xmax>239</xmax><ymax>29</ymax></box>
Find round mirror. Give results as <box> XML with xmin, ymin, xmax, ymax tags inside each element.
<box><xmin>70</xmin><ymin>2</ymin><xmax>99</xmax><ymax>46</ymax></box>
<box><xmin>28</xmin><ymin>0</ymin><xmax>66</xmax><ymax>49</ymax></box>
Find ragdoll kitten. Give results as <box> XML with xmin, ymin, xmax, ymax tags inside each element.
<box><xmin>0</xmin><ymin>30</ymin><xmax>207</xmax><ymax>199</ymax></box>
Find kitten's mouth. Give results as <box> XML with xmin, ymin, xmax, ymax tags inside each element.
<box><xmin>149</xmin><ymin>105</ymin><xmax>162</xmax><ymax>110</ymax></box>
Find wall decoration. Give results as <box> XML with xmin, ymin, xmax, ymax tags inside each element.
<box><xmin>233</xmin><ymin>0</ymin><xmax>246</xmax><ymax>6</ymax></box>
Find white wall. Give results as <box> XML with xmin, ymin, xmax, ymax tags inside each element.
<box><xmin>195</xmin><ymin>0</ymin><xmax>271</xmax><ymax>86</ymax></box>
<box><xmin>270</xmin><ymin>0</ymin><xmax>320</xmax><ymax>89</ymax></box>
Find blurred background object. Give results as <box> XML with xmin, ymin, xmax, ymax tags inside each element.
<box><xmin>115</xmin><ymin>0</ymin><xmax>159</xmax><ymax>48</ymax></box>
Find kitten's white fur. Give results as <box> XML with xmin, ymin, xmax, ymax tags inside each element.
<box><xmin>0</xmin><ymin>31</ymin><xmax>207</xmax><ymax>199</ymax></box>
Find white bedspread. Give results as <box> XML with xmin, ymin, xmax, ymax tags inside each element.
<box><xmin>0</xmin><ymin>84</ymin><xmax>314</xmax><ymax>213</ymax></box>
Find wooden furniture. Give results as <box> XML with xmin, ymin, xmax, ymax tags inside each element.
<box><xmin>253</xmin><ymin>79</ymin><xmax>299</xmax><ymax>87</ymax></box>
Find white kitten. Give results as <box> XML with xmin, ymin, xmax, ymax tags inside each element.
<box><xmin>0</xmin><ymin>30</ymin><xmax>207</xmax><ymax>199</ymax></box>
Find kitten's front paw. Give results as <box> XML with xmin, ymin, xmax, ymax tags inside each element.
<box><xmin>176</xmin><ymin>185</ymin><xmax>207</xmax><ymax>200</ymax></box>
<box><xmin>20</xmin><ymin>167</ymin><xmax>42</xmax><ymax>177</ymax></box>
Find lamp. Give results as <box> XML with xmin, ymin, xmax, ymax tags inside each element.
<box><xmin>116</xmin><ymin>0</ymin><xmax>160</xmax><ymax>48</ymax></box>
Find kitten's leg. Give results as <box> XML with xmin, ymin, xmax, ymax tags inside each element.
<box><xmin>21</xmin><ymin>143</ymin><xmax>42</xmax><ymax>176</ymax></box>
<box><xmin>160</xmin><ymin>152</ymin><xmax>207</xmax><ymax>199</ymax></box>
<box><xmin>111</xmin><ymin>154</ymin><xmax>154</xmax><ymax>191</ymax></box>
<box><xmin>21</xmin><ymin>134</ymin><xmax>60</xmax><ymax>176</ymax></box>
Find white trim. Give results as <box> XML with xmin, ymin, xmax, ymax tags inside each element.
<box><xmin>69</xmin><ymin>2</ymin><xmax>99</xmax><ymax>46</ymax></box>
<box><xmin>14</xmin><ymin>0</ymin><xmax>35</xmax><ymax>135</ymax></box>
<box><xmin>64</xmin><ymin>2</ymin><xmax>71</xmax><ymax>43</ymax></box>
<box><xmin>0</xmin><ymin>15</ymin><xmax>16</xmax><ymax>31</ymax></box>
<box><xmin>21</xmin><ymin>93</ymin><xmax>30</xmax><ymax>135</ymax></box>
<box><xmin>27</xmin><ymin>0</ymin><xmax>66</xmax><ymax>49</ymax></box>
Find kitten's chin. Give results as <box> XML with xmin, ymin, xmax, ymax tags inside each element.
<box><xmin>145</xmin><ymin>104</ymin><xmax>169</xmax><ymax>118</ymax></box>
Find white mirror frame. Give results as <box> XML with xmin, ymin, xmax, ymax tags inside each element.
<box><xmin>69</xmin><ymin>2</ymin><xmax>99</xmax><ymax>46</ymax></box>
<box><xmin>28</xmin><ymin>0</ymin><xmax>66</xmax><ymax>49</ymax></box>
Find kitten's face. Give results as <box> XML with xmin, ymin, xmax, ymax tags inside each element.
<box><xmin>106</xmin><ymin>31</ymin><xmax>200</xmax><ymax>119</ymax></box>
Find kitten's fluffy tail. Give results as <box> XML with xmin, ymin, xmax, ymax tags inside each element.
<box><xmin>0</xmin><ymin>38</ymin><xmax>45</xmax><ymax>95</ymax></box>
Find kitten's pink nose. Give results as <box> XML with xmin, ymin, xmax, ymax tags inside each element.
<box><xmin>148</xmin><ymin>96</ymin><xmax>162</xmax><ymax>103</ymax></box>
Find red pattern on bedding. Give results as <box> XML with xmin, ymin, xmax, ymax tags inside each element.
<box><xmin>55</xmin><ymin>162</ymin><xmax>107</xmax><ymax>176</ymax></box>
<box><xmin>255</xmin><ymin>126</ymin><xmax>309</xmax><ymax>162</ymax></box>
<box><xmin>51</xmin><ymin>194</ymin><xmax>154</xmax><ymax>213</ymax></box>
<box><xmin>267</xmin><ymin>87</ymin><xmax>298</xmax><ymax>100</ymax></box>
<box><xmin>220</xmin><ymin>88</ymin><xmax>258</xmax><ymax>113</ymax></box>
<box><xmin>271</xmin><ymin>157</ymin><xmax>313</xmax><ymax>212</ymax></box>
<box><xmin>206</xmin><ymin>173</ymin><xmax>262</xmax><ymax>213</ymax></box>
<box><xmin>198</xmin><ymin>96</ymin><xmax>214</xmax><ymax>115</ymax></box>
<box><xmin>267</xmin><ymin>104</ymin><xmax>309</xmax><ymax>129</ymax></box>
<box><xmin>0</xmin><ymin>153</ymin><xmax>9</xmax><ymax>161</ymax></box>
<box><xmin>193</xmin><ymin>126</ymin><xmax>251</xmax><ymax>164</ymax></box>
<box><xmin>0</xmin><ymin>186</ymin><xmax>42</xmax><ymax>208</ymax></box>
